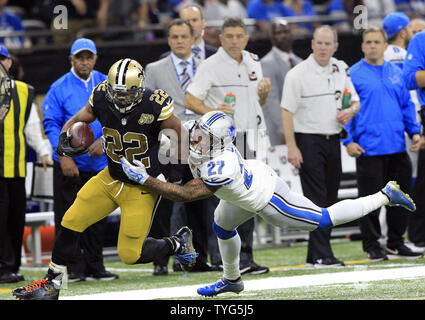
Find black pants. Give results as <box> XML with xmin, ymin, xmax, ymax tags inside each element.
<box><xmin>150</xmin><ymin>198</ymin><xmax>174</xmax><ymax>267</ymax></box>
<box><xmin>151</xmin><ymin>163</ymin><xmax>221</xmax><ymax>268</ymax></box>
<box><xmin>356</xmin><ymin>153</ymin><xmax>412</xmax><ymax>251</ymax></box>
<box><xmin>0</xmin><ymin>177</ymin><xmax>26</xmax><ymax>274</ymax></box>
<box><xmin>53</xmin><ymin>161</ymin><xmax>107</xmax><ymax>275</ymax></box>
<box><xmin>168</xmin><ymin>165</ymin><xmax>221</xmax><ymax>268</ymax></box>
<box><xmin>295</xmin><ymin>133</ymin><xmax>341</xmax><ymax>263</ymax></box>
<box><xmin>408</xmin><ymin>148</ymin><xmax>425</xmax><ymax>245</ymax></box>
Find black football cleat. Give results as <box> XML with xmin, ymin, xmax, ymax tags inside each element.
<box><xmin>172</xmin><ymin>226</ymin><xmax>198</xmax><ymax>271</ymax></box>
<box><xmin>12</xmin><ymin>277</ymin><xmax>61</xmax><ymax>300</ymax></box>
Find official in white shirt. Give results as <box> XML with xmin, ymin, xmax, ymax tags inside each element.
<box><xmin>185</xmin><ymin>18</ymin><xmax>271</xmax><ymax>161</ymax></box>
<box><xmin>281</xmin><ymin>25</ymin><xmax>360</xmax><ymax>268</ymax></box>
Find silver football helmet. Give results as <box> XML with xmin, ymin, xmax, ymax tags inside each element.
<box><xmin>106</xmin><ymin>58</ymin><xmax>145</xmax><ymax>114</ymax></box>
<box><xmin>189</xmin><ymin>111</ymin><xmax>236</xmax><ymax>163</ymax></box>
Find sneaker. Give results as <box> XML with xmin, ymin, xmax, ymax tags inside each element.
<box><xmin>313</xmin><ymin>257</ymin><xmax>345</xmax><ymax>268</ymax></box>
<box><xmin>15</xmin><ymin>273</ymin><xmax>25</xmax><ymax>282</ymax></box>
<box><xmin>86</xmin><ymin>270</ymin><xmax>119</xmax><ymax>281</ymax></box>
<box><xmin>153</xmin><ymin>265</ymin><xmax>168</xmax><ymax>276</ymax></box>
<box><xmin>12</xmin><ymin>277</ymin><xmax>61</xmax><ymax>300</ymax></box>
<box><xmin>240</xmin><ymin>263</ymin><xmax>269</xmax><ymax>275</ymax></box>
<box><xmin>386</xmin><ymin>244</ymin><xmax>423</xmax><ymax>259</ymax></box>
<box><xmin>171</xmin><ymin>226</ymin><xmax>198</xmax><ymax>271</ymax></box>
<box><xmin>0</xmin><ymin>272</ymin><xmax>23</xmax><ymax>284</ymax></box>
<box><xmin>197</xmin><ymin>278</ymin><xmax>244</xmax><ymax>297</ymax></box>
<box><xmin>67</xmin><ymin>272</ymin><xmax>85</xmax><ymax>283</ymax></box>
<box><xmin>190</xmin><ymin>262</ymin><xmax>214</xmax><ymax>272</ymax></box>
<box><xmin>367</xmin><ymin>248</ymin><xmax>388</xmax><ymax>261</ymax></box>
<box><xmin>381</xmin><ymin>181</ymin><xmax>416</xmax><ymax>211</ymax></box>
<box><xmin>405</xmin><ymin>242</ymin><xmax>425</xmax><ymax>253</ymax></box>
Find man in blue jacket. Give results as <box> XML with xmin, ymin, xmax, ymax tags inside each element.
<box><xmin>403</xmin><ymin>28</ymin><xmax>425</xmax><ymax>250</ymax></box>
<box><xmin>343</xmin><ymin>27</ymin><xmax>422</xmax><ymax>261</ymax></box>
<box><xmin>42</xmin><ymin>38</ymin><xmax>118</xmax><ymax>282</ymax></box>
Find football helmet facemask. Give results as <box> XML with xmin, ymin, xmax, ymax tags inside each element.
<box><xmin>106</xmin><ymin>58</ymin><xmax>145</xmax><ymax>114</ymax></box>
<box><xmin>189</xmin><ymin>111</ymin><xmax>236</xmax><ymax>163</ymax></box>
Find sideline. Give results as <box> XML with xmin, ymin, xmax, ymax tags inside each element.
<box><xmin>61</xmin><ymin>265</ymin><xmax>425</xmax><ymax>300</ymax></box>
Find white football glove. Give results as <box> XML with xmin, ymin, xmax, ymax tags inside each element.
<box><xmin>121</xmin><ymin>157</ymin><xmax>150</xmax><ymax>185</ymax></box>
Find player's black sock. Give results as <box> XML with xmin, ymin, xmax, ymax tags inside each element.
<box><xmin>228</xmin><ymin>277</ymin><xmax>242</xmax><ymax>283</ymax></box>
<box><xmin>135</xmin><ymin>237</ymin><xmax>174</xmax><ymax>264</ymax></box>
<box><xmin>49</xmin><ymin>227</ymin><xmax>80</xmax><ymax>268</ymax></box>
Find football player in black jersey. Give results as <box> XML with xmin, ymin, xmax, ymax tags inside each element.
<box><xmin>12</xmin><ymin>59</ymin><xmax>197</xmax><ymax>300</ymax></box>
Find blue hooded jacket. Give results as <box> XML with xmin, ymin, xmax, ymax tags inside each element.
<box><xmin>342</xmin><ymin>59</ymin><xmax>420</xmax><ymax>156</ymax></box>
<box><xmin>42</xmin><ymin>69</ymin><xmax>107</xmax><ymax>171</ymax></box>
<box><xmin>403</xmin><ymin>29</ymin><xmax>425</xmax><ymax>107</ymax></box>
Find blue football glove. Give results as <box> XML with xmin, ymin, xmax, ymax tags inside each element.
<box><xmin>121</xmin><ymin>157</ymin><xmax>150</xmax><ymax>184</ymax></box>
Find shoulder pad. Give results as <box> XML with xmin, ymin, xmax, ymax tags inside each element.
<box><xmin>199</xmin><ymin>152</ymin><xmax>238</xmax><ymax>187</ymax></box>
<box><xmin>89</xmin><ymin>80</ymin><xmax>107</xmax><ymax>106</ymax></box>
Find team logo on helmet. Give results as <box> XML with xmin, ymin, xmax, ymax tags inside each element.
<box><xmin>106</xmin><ymin>58</ymin><xmax>146</xmax><ymax>114</ymax></box>
<box><xmin>189</xmin><ymin>111</ymin><xmax>236</xmax><ymax>163</ymax></box>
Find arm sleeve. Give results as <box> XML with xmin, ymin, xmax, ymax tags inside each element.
<box><xmin>200</xmin><ymin>158</ymin><xmax>235</xmax><ymax>187</ymax></box>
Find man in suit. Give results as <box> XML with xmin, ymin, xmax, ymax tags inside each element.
<box><xmin>261</xmin><ymin>19</ymin><xmax>302</xmax><ymax>146</ymax></box>
<box><xmin>179</xmin><ymin>4</ymin><xmax>217</xmax><ymax>60</ymax></box>
<box><xmin>145</xmin><ymin>18</ymin><xmax>221</xmax><ymax>274</ymax></box>
<box><xmin>160</xmin><ymin>4</ymin><xmax>217</xmax><ymax>61</ymax></box>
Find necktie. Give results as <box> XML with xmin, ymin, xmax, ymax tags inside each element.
<box><xmin>289</xmin><ymin>57</ymin><xmax>296</xmax><ymax>69</ymax></box>
<box><xmin>192</xmin><ymin>46</ymin><xmax>201</xmax><ymax>60</ymax></box>
<box><xmin>179</xmin><ymin>60</ymin><xmax>191</xmax><ymax>93</ymax></box>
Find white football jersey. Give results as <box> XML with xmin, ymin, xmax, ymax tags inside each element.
<box><xmin>189</xmin><ymin>146</ymin><xmax>277</xmax><ymax>212</ymax></box>
<box><xmin>384</xmin><ymin>44</ymin><xmax>406</xmax><ymax>69</ymax></box>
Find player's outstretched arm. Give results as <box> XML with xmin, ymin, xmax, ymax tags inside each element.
<box><xmin>121</xmin><ymin>158</ymin><xmax>216</xmax><ymax>202</ymax></box>
<box><xmin>146</xmin><ymin>177</ymin><xmax>215</xmax><ymax>202</ymax></box>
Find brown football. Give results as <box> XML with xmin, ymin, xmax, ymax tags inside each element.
<box><xmin>67</xmin><ymin>122</ymin><xmax>94</xmax><ymax>148</ymax></box>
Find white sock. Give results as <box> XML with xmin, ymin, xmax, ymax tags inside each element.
<box><xmin>218</xmin><ymin>233</ymin><xmax>241</xmax><ymax>281</ymax></box>
<box><xmin>327</xmin><ymin>191</ymin><xmax>389</xmax><ymax>227</ymax></box>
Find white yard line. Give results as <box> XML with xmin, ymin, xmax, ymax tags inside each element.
<box><xmin>61</xmin><ymin>265</ymin><xmax>425</xmax><ymax>300</ymax></box>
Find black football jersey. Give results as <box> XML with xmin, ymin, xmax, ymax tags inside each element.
<box><xmin>89</xmin><ymin>81</ymin><xmax>174</xmax><ymax>184</ymax></box>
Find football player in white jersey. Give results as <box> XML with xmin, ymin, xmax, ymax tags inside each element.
<box><xmin>121</xmin><ymin>111</ymin><xmax>416</xmax><ymax>297</ymax></box>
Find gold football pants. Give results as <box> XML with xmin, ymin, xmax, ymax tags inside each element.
<box><xmin>61</xmin><ymin>167</ymin><xmax>161</xmax><ymax>264</ymax></box>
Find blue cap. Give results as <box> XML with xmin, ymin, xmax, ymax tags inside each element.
<box><xmin>383</xmin><ymin>12</ymin><xmax>410</xmax><ymax>39</ymax></box>
<box><xmin>70</xmin><ymin>38</ymin><xmax>97</xmax><ymax>55</ymax></box>
<box><xmin>0</xmin><ymin>45</ymin><xmax>10</xmax><ymax>58</ymax></box>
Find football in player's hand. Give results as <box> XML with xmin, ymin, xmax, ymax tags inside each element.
<box><xmin>67</xmin><ymin>122</ymin><xmax>94</xmax><ymax>148</ymax></box>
